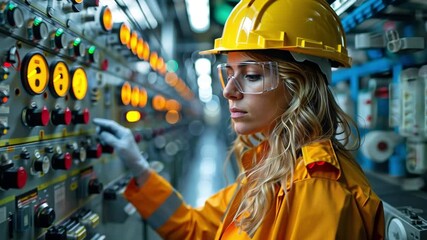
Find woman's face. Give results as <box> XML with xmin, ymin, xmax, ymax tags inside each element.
<box><xmin>223</xmin><ymin>52</ymin><xmax>291</xmax><ymax>136</ymax></box>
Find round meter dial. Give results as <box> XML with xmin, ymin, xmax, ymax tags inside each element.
<box><xmin>49</xmin><ymin>61</ymin><xmax>70</xmax><ymax>97</ymax></box>
<box><xmin>21</xmin><ymin>52</ymin><xmax>49</xmax><ymax>95</ymax></box>
<box><xmin>70</xmin><ymin>67</ymin><xmax>88</xmax><ymax>100</ymax></box>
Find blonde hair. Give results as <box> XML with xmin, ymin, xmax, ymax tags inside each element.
<box><xmin>230</xmin><ymin>50</ymin><xmax>359</xmax><ymax>236</ymax></box>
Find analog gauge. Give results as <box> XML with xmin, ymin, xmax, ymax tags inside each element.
<box><xmin>100</xmin><ymin>6</ymin><xmax>113</xmax><ymax>32</ymax></box>
<box><xmin>49</xmin><ymin>61</ymin><xmax>70</xmax><ymax>97</ymax></box>
<box><xmin>70</xmin><ymin>67</ymin><xmax>88</xmax><ymax>100</ymax></box>
<box><xmin>120</xmin><ymin>81</ymin><xmax>131</xmax><ymax>105</ymax></box>
<box><xmin>21</xmin><ymin>52</ymin><xmax>49</xmax><ymax>95</ymax></box>
<box><xmin>139</xmin><ymin>87</ymin><xmax>148</xmax><ymax>108</ymax></box>
<box><xmin>131</xmin><ymin>86</ymin><xmax>139</xmax><ymax>107</ymax></box>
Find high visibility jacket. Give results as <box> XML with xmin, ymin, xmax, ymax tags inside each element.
<box><xmin>124</xmin><ymin>139</ymin><xmax>385</xmax><ymax>239</ymax></box>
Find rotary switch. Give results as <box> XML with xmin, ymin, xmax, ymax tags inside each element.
<box><xmin>0</xmin><ymin>158</ymin><xmax>27</xmax><ymax>189</ymax></box>
<box><xmin>22</xmin><ymin>106</ymin><xmax>50</xmax><ymax>127</ymax></box>
<box><xmin>51</xmin><ymin>107</ymin><xmax>72</xmax><ymax>126</ymax></box>
<box><xmin>71</xmin><ymin>38</ymin><xmax>85</xmax><ymax>58</ymax></box>
<box><xmin>35</xmin><ymin>203</ymin><xmax>55</xmax><ymax>228</ymax></box>
<box><xmin>86</xmin><ymin>143</ymin><xmax>102</xmax><ymax>159</ymax></box>
<box><xmin>72</xmin><ymin>108</ymin><xmax>90</xmax><ymax>124</ymax></box>
<box><xmin>51</xmin><ymin>152</ymin><xmax>72</xmax><ymax>170</ymax></box>
<box><xmin>88</xmin><ymin>179</ymin><xmax>103</xmax><ymax>194</ymax></box>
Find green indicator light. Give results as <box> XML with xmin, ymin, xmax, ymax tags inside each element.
<box><xmin>88</xmin><ymin>46</ymin><xmax>96</xmax><ymax>54</ymax></box>
<box><xmin>8</xmin><ymin>3</ymin><xmax>16</xmax><ymax>10</ymax></box>
<box><xmin>166</xmin><ymin>60</ymin><xmax>179</xmax><ymax>73</ymax></box>
<box><xmin>34</xmin><ymin>17</ymin><xmax>42</xmax><ymax>26</ymax></box>
<box><xmin>55</xmin><ymin>28</ymin><xmax>64</xmax><ymax>37</ymax></box>
<box><xmin>73</xmin><ymin>38</ymin><xmax>81</xmax><ymax>46</ymax></box>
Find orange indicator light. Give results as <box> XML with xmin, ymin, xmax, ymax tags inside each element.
<box><xmin>120</xmin><ymin>81</ymin><xmax>131</xmax><ymax>105</ymax></box>
<box><xmin>101</xmin><ymin>6</ymin><xmax>113</xmax><ymax>31</ymax></box>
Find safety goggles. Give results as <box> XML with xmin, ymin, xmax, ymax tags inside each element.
<box><xmin>217</xmin><ymin>61</ymin><xmax>280</xmax><ymax>94</ymax></box>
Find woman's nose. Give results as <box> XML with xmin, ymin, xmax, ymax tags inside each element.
<box><xmin>223</xmin><ymin>78</ymin><xmax>243</xmax><ymax>99</ymax></box>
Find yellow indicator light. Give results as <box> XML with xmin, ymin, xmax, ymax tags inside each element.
<box><xmin>120</xmin><ymin>81</ymin><xmax>131</xmax><ymax>105</ymax></box>
<box><xmin>21</xmin><ymin>52</ymin><xmax>49</xmax><ymax>95</ymax></box>
<box><xmin>2</xmin><ymin>128</ymin><xmax>8</xmax><ymax>135</ymax></box>
<box><xmin>119</xmin><ymin>23</ymin><xmax>130</xmax><ymax>46</ymax></box>
<box><xmin>149</xmin><ymin>52</ymin><xmax>158</xmax><ymax>70</ymax></box>
<box><xmin>101</xmin><ymin>6</ymin><xmax>113</xmax><ymax>31</ymax></box>
<box><xmin>72</xmin><ymin>0</ymin><xmax>83</xmax><ymax>3</ymax></box>
<box><xmin>126</xmin><ymin>111</ymin><xmax>141</xmax><ymax>123</ymax></box>
<box><xmin>50</xmin><ymin>61</ymin><xmax>70</xmax><ymax>97</ymax></box>
<box><xmin>129</xmin><ymin>31</ymin><xmax>138</xmax><ymax>53</ymax></box>
<box><xmin>152</xmin><ymin>95</ymin><xmax>166</xmax><ymax>111</ymax></box>
<box><xmin>137</xmin><ymin>38</ymin><xmax>144</xmax><ymax>60</ymax></box>
<box><xmin>157</xmin><ymin>57</ymin><xmax>165</xmax><ymax>74</ymax></box>
<box><xmin>139</xmin><ymin>87</ymin><xmax>148</xmax><ymax>108</ymax></box>
<box><xmin>131</xmin><ymin>86</ymin><xmax>140</xmax><ymax>107</ymax></box>
<box><xmin>165</xmin><ymin>110</ymin><xmax>179</xmax><ymax>124</ymax></box>
<box><xmin>70</xmin><ymin>67</ymin><xmax>88</xmax><ymax>100</ymax></box>
<box><xmin>143</xmin><ymin>42</ymin><xmax>150</xmax><ymax>61</ymax></box>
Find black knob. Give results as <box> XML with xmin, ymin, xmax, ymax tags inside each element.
<box><xmin>51</xmin><ymin>108</ymin><xmax>72</xmax><ymax>126</ymax></box>
<box><xmin>35</xmin><ymin>203</ymin><xmax>55</xmax><ymax>228</ymax></box>
<box><xmin>45</xmin><ymin>225</ymin><xmax>67</xmax><ymax>240</ymax></box>
<box><xmin>0</xmin><ymin>166</ymin><xmax>27</xmax><ymax>189</ymax></box>
<box><xmin>23</xmin><ymin>106</ymin><xmax>50</xmax><ymax>127</ymax></box>
<box><xmin>88</xmin><ymin>179</ymin><xmax>103</xmax><ymax>194</ymax></box>
<box><xmin>86</xmin><ymin>144</ymin><xmax>102</xmax><ymax>159</ymax></box>
<box><xmin>51</xmin><ymin>152</ymin><xmax>72</xmax><ymax>170</ymax></box>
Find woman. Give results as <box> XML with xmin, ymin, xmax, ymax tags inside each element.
<box><xmin>94</xmin><ymin>0</ymin><xmax>385</xmax><ymax>239</ymax></box>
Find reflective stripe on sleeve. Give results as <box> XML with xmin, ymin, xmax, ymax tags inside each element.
<box><xmin>146</xmin><ymin>190</ymin><xmax>183</xmax><ymax>229</ymax></box>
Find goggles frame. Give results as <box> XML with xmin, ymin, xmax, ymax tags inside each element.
<box><xmin>217</xmin><ymin>61</ymin><xmax>280</xmax><ymax>94</ymax></box>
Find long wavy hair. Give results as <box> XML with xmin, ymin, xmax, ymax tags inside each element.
<box><xmin>229</xmin><ymin>50</ymin><xmax>360</xmax><ymax>236</ymax></box>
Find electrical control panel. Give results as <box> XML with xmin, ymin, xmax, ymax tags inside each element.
<box><xmin>0</xmin><ymin>1</ymin><xmax>200</xmax><ymax>239</ymax></box>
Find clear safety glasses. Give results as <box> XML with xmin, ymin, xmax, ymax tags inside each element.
<box><xmin>217</xmin><ymin>61</ymin><xmax>280</xmax><ymax>94</ymax></box>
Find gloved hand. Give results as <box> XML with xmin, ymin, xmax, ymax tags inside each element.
<box><xmin>93</xmin><ymin>118</ymin><xmax>149</xmax><ymax>178</ymax></box>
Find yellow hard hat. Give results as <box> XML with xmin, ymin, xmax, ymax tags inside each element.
<box><xmin>200</xmin><ymin>0</ymin><xmax>351</xmax><ymax>67</ymax></box>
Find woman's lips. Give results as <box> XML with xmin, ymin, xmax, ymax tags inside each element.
<box><xmin>230</xmin><ymin>108</ymin><xmax>247</xmax><ymax>118</ymax></box>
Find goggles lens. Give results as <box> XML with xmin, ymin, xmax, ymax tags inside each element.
<box><xmin>217</xmin><ymin>61</ymin><xmax>279</xmax><ymax>94</ymax></box>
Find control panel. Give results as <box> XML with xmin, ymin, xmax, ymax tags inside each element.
<box><xmin>0</xmin><ymin>1</ymin><xmax>199</xmax><ymax>239</ymax></box>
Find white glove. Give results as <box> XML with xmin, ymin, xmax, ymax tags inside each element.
<box><xmin>93</xmin><ymin>118</ymin><xmax>149</xmax><ymax>178</ymax></box>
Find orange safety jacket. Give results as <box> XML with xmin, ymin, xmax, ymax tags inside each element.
<box><xmin>124</xmin><ymin>139</ymin><xmax>385</xmax><ymax>239</ymax></box>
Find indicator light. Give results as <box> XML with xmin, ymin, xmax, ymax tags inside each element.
<box><xmin>73</xmin><ymin>38</ymin><xmax>82</xmax><ymax>47</ymax></box>
<box><xmin>8</xmin><ymin>2</ymin><xmax>16</xmax><ymax>10</ymax></box>
<box><xmin>126</xmin><ymin>111</ymin><xmax>141</xmax><ymax>123</ymax></box>
<box><xmin>88</xmin><ymin>46</ymin><xmax>96</xmax><ymax>55</ymax></box>
<box><xmin>55</xmin><ymin>28</ymin><xmax>64</xmax><ymax>37</ymax></box>
<box><xmin>152</xmin><ymin>95</ymin><xmax>166</xmax><ymax>111</ymax></box>
<box><xmin>120</xmin><ymin>81</ymin><xmax>131</xmax><ymax>105</ymax></box>
<box><xmin>100</xmin><ymin>6</ymin><xmax>113</xmax><ymax>32</ymax></box>
<box><xmin>119</xmin><ymin>23</ymin><xmax>130</xmax><ymax>46</ymax></box>
<box><xmin>143</xmin><ymin>42</ymin><xmax>150</xmax><ymax>61</ymax></box>
<box><xmin>150</xmin><ymin>52</ymin><xmax>158</xmax><ymax>70</ymax></box>
<box><xmin>131</xmin><ymin>86</ymin><xmax>139</xmax><ymax>107</ymax></box>
<box><xmin>139</xmin><ymin>87</ymin><xmax>148</xmax><ymax>108</ymax></box>
<box><xmin>165</xmin><ymin>110</ymin><xmax>179</xmax><ymax>124</ymax></box>
<box><xmin>137</xmin><ymin>38</ymin><xmax>144</xmax><ymax>60</ymax></box>
<box><xmin>34</xmin><ymin>17</ymin><xmax>42</xmax><ymax>26</ymax></box>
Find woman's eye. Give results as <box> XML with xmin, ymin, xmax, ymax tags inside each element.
<box><xmin>244</xmin><ymin>74</ymin><xmax>262</xmax><ymax>81</ymax></box>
